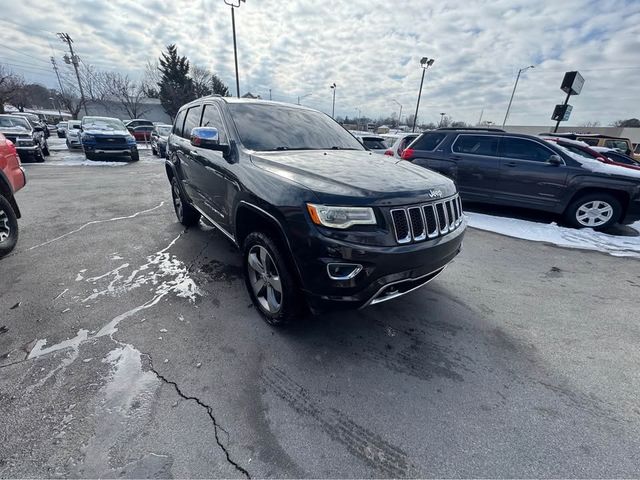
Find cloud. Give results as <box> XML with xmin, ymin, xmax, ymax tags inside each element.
<box><xmin>1</xmin><ymin>0</ymin><xmax>638</xmax><ymax>126</ymax></box>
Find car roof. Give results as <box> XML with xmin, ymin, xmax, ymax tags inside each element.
<box><xmin>181</xmin><ymin>96</ymin><xmax>318</xmax><ymax>113</ymax></box>
<box><xmin>82</xmin><ymin>116</ymin><xmax>120</xmax><ymax>121</ymax></box>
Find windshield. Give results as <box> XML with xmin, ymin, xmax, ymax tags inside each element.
<box><xmin>83</xmin><ymin>117</ymin><xmax>125</xmax><ymax>130</ymax></box>
<box><xmin>362</xmin><ymin>138</ymin><xmax>388</xmax><ymax>150</ymax></box>
<box><xmin>156</xmin><ymin>126</ymin><xmax>172</xmax><ymax>136</ymax></box>
<box><xmin>0</xmin><ymin>116</ymin><xmax>31</xmax><ymax>130</ymax></box>
<box><xmin>228</xmin><ymin>103</ymin><xmax>364</xmax><ymax>151</ymax></box>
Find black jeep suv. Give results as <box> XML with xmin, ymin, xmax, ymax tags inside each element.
<box><xmin>165</xmin><ymin>97</ymin><xmax>465</xmax><ymax>324</ymax></box>
<box><xmin>402</xmin><ymin>128</ymin><xmax>640</xmax><ymax>229</ymax></box>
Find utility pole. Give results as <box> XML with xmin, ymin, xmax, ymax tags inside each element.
<box><xmin>269</xmin><ymin>88</ymin><xmax>272</xmax><ymax>100</ymax></box>
<box><xmin>330</xmin><ymin>83</ymin><xmax>336</xmax><ymax>118</ymax></box>
<box><xmin>224</xmin><ymin>0</ymin><xmax>245</xmax><ymax>98</ymax></box>
<box><xmin>50</xmin><ymin>57</ymin><xmax>66</xmax><ymax>97</ymax></box>
<box><xmin>439</xmin><ymin>112</ymin><xmax>446</xmax><ymax>127</ymax></box>
<box><xmin>57</xmin><ymin>32</ymin><xmax>88</xmax><ymax>115</ymax></box>
<box><xmin>502</xmin><ymin>65</ymin><xmax>534</xmax><ymax>128</ymax></box>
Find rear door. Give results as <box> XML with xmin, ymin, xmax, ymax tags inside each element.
<box><xmin>445</xmin><ymin>134</ymin><xmax>501</xmax><ymax>201</ymax></box>
<box><xmin>496</xmin><ymin>136</ymin><xmax>568</xmax><ymax>208</ymax></box>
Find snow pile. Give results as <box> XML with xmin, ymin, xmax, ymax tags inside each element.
<box><xmin>466</xmin><ymin>212</ymin><xmax>640</xmax><ymax>257</ymax></box>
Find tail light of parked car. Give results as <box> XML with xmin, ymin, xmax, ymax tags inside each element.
<box><xmin>384</xmin><ymin>149</ymin><xmax>394</xmax><ymax>156</ymax></box>
<box><xmin>401</xmin><ymin>148</ymin><xmax>415</xmax><ymax>160</ymax></box>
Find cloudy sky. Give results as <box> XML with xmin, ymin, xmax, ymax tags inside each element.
<box><xmin>2</xmin><ymin>0</ymin><xmax>639</xmax><ymax>126</ymax></box>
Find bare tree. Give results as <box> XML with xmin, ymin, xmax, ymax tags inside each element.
<box><xmin>191</xmin><ymin>65</ymin><xmax>231</xmax><ymax>98</ymax></box>
<box><xmin>142</xmin><ymin>60</ymin><xmax>161</xmax><ymax>98</ymax></box>
<box><xmin>580</xmin><ymin>120</ymin><xmax>601</xmax><ymax>127</ymax></box>
<box><xmin>0</xmin><ymin>65</ymin><xmax>25</xmax><ymax>114</ymax></box>
<box><xmin>101</xmin><ymin>72</ymin><xmax>149</xmax><ymax>119</ymax></box>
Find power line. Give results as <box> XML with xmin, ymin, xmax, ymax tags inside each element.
<box><xmin>0</xmin><ymin>44</ymin><xmax>51</xmax><ymax>64</ymax></box>
<box><xmin>0</xmin><ymin>17</ymin><xmax>57</xmax><ymax>36</ymax></box>
<box><xmin>0</xmin><ymin>60</ymin><xmax>53</xmax><ymax>73</ymax></box>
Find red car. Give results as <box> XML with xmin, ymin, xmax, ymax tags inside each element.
<box><xmin>542</xmin><ymin>137</ymin><xmax>640</xmax><ymax>172</ymax></box>
<box><xmin>128</xmin><ymin>125</ymin><xmax>154</xmax><ymax>142</ymax></box>
<box><xmin>0</xmin><ymin>132</ymin><xmax>26</xmax><ymax>257</ymax></box>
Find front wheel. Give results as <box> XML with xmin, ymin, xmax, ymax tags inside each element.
<box><xmin>564</xmin><ymin>193</ymin><xmax>621</xmax><ymax>230</ymax></box>
<box><xmin>243</xmin><ymin>232</ymin><xmax>302</xmax><ymax>326</ymax></box>
<box><xmin>0</xmin><ymin>195</ymin><xmax>19</xmax><ymax>257</ymax></box>
<box><xmin>42</xmin><ymin>143</ymin><xmax>50</xmax><ymax>156</ymax></box>
<box><xmin>130</xmin><ymin>149</ymin><xmax>139</xmax><ymax>162</ymax></box>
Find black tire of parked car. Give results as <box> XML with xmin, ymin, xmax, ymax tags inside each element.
<box><xmin>151</xmin><ymin>146</ymin><xmax>157</xmax><ymax>156</ymax></box>
<box><xmin>159</xmin><ymin>147</ymin><xmax>166</xmax><ymax>159</ymax></box>
<box><xmin>42</xmin><ymin>143</ymin><xmax>50</xmax><ymax>156</ymax></box>
<box><xmin>0</xmin><ymin>195</ymin><xmax>19</xmax><ymax>258</ymax></box>
<box><xmin>170</xmin><ymin>177</ymin><xmax>200</xmax><ymax>227</ymax></box>
<box><xmin>564</xmin><ymin>192</ymin><xmax>622</xmax><ymax>230</ymax></box>
<box><xmin>242</xmin><ymin>231</ymin><xmax>303</xmax><ymax>326</ymax></box>
<box><xmin>85</xmin><ymin>152</ymin><xmax>96</xmax><ymax>161</ymax></box>
<box><xmin>36</xmin><ymin>147</ymin><xmax>45</xmax><ymax>163</ymax></box>
<box><xmin>130</xmin><ymin>150</ymin><xmax>140</xmax><ymax>162</ymax></box>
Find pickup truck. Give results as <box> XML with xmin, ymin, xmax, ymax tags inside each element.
<box><xmin>0</xmin><ymin>132</ymin><xmax>26</xmax><ymax>257</ymax></box>
<box><xmin>165</xmin><ymin>97</ymin><xmax>465</xmax><ymax>325</ymax></box>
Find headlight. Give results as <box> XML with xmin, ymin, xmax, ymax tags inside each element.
<box><xmin>307</xmin><ymin>204</ymin><xmax>377</xmax><ymax>229</ymax></box>
<box><xmin>82</xmin><ymin>134</ymin><xmax>95</xmax><ymax>141</ymax></box>
<box><xmin>127</xmin><ymin>135</ymin><xmax>136</xmax><ymax>143</ymax></box>
<box><xmin>16</xmin><ymin>137</ymin><xmax>35</xmax><ymax>146</ymax></box>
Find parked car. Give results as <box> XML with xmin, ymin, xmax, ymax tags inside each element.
<box><xmin>545</xmin><ymin>132</ymin><xmax>638</xmax><ymax>160</ymax></box>
<box><xmin>66</xmin><ymin>120</ymin><xmax>82</xmax><ymax>149</ymax></box>
<box><xmin>0</xmin><ymin>114</ymin><xmax>48</xmax><ymax>162</ymax></box>
<box><xmin>0</xmin><ymin>132</ymin><xmax>26</xmax><ymax>257</ymax></box>
<box><xmin>129</xmin><ymin>125</ymin><xmax>154</xmax><ymax>142</ymax></box>
<box><xmin>383</xmin><ymin>133</ymin><xmax>419</xmax><ymax>158</ymax></box>
<box><xmin>591</xmin><ymin>147</ymin><xmax>640</xmax><ymax>171</ymax></box>
<box><xmin>13</xmin><ymin>112</ymin><xmax>50</xmax><ymax>138</ymax></box>
<box><xmin>124</xmin><ymin>119</ymin><xmax>154</xmax><ymax>129</ymax></box>
<box><xmin>80</xmin><ymin>116</ymin><xmax>139</xmax><ymax>162</ymax></box>
<box><xmin>56</xmin><ymin>121</ymin><xmax>67</xmax><ymax>138</ymax></box>
<box><xmin>353</xmin><ymin>133</ymin><xmax>388</xmax><ymax>154</ymax></box>
<box><xmin>402</xmin><ymin>127</ymin><xmax>640</xmax><ymax>230</ymax></box>
<box><xmin>166</xmin><ymin>98</ymin><xmax>465</xmax><ymax>324</ymax></box>
<box><xmin>150</xmin><ymin>124</ymin><xmax>172</xmax><ymax>157</ymax></box>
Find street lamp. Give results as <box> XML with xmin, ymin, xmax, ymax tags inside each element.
<box><xmin>392</xmin><ymin>99</ymin><xmax>402</xmax><ymax>128</ymax></box>
<box><xmin>502</xmin><ymin>65</ymin><xmax>534</xmax><ymax>128</ymax></box>
<box><xmin>412</xmin><ymin>57</ymin><xmax>435</xmax><ymax>132</ymax></box>
<box><xmin>224</xmin><ymin>0</ymin><xmax>246</xmax><ymax>98</ymax></box>
<box><xmin>439</xmin><ymin>112</ymin><xmax>446</xmax><ymax>127</ymax></box>
<box><xmin>330</xmin><ymin>83</ymin><xmax>336</xmax><ymax>118</ymax></box>
<box><xmin>297</xmin><ymin>93</ymin><xmax>312</xmax><ymax>105</ymax></box>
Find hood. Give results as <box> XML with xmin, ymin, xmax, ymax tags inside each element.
<box><xmin>84</xmin><ymin>127</ymin><xmax>130</xmax><ymax>136</ymax></box>
<box><xmin>250</xmin><ymin>150</ymin><xmax>456</xmax><ymax>203</ymax></box>
<box><xmin>0</xmin><ymin>126</ymin><xmax>31</xmax><ymax>135</ymax></box>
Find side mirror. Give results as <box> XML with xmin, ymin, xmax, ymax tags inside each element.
<box><xmin>547</xmin><ymin>154</ymin><xmax>563</xmax><ymax>166</ymax></box>
<box><xmin>190</xmin><ymin>127</ymin><xmax>229</xmax><ymax>154</ymax></box>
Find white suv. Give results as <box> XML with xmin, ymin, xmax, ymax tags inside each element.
<box><xmin>66</xmin><ymin>120</ymin><xmax>82</xmax><ymax>149</ymax></box>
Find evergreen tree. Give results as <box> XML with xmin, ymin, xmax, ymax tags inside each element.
<box><xmin>158</xmin><ymin>45</ymin><xmax>194</xmax><ymax>119</ymax></box>
<box><xmin>210</xmin><ymin>74</ymin><xmax>230</xmax><ymax>97</ymax></box>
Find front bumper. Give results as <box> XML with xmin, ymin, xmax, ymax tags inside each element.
<box><xmin>16</xmin><ymin>146</ymin><xmax>39</xmax><ymax>162</ymax></box>
<box><xmin>83</xmin><ymin>144</ymin><xmax>137</xmax><ymax>156</ymax></box>
<box><xmin>296</xmin><ymin>220</ymin><xmax>466</xmax><ymax>311</ymax></box>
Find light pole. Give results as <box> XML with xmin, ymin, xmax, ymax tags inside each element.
<box><xmin>412</xmin><ymin>57</ymin><xmax>435</xmax><ymax>132</ymax></box>
<box><xmin>502</xmin><ymin>65</ymin><xmax>534</xmax><ymax>128</ymax></box>
<box><xmin>439</xmin><ymin>112</ymin><xmax>446</xmax><ymax>127</ymax></box>
<box><xmin>330</xmin><ymin>83</ymin><xmax>336</xmax><ymax>118</ymax></box>
<box><xmin>224</xmin><ymin>0</ymin><xmax>245</xmax><ymax>98</ymax></box>
<box><xmin>297</xmin><ymin>93</ymin><xmax>312</xmax><ymax>105</ymax></box>
<box><xmin>392</xmin><ymin>99</ymin><xmax>402</xmax><ymax>128</ymax></box>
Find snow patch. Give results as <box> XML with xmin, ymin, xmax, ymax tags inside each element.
<box><xmin>467</xmin><ymin>213</ymin><xmax>640</xmax><ymax>257</ymax></box>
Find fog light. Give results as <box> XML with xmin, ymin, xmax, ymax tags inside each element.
<box><xmin>327</xmin><ymin>263</ymin><xmax>362</xmax><ymax>280</ymax></box>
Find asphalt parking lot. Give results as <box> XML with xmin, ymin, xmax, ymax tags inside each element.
<box><xmin>1</xmin><ymin>138</ymin><xmax>640</xmax><ymax>478</ymax></box>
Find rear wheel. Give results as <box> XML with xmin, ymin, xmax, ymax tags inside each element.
<box><xmin>243</xmin><ymin>232</ymin><xmax>302</xmax><ymax>326</ymax></box>
<box><xmin>151</xmin><ymin>145</ymin><xmax>157</xmax><ymax>156</ymax></box>
<box><xmin>565</xmin><ymin>193</ymin><xmax>621</xmax><ymax>230</ymax></box>
<box><xmin>0</xmin><ymin>195</ymin><xmax>19</xmax><ymax>258</ymax></box>
<box><xmin>171</xmin><ymin>177</ymin><xmax>200</xmax><ymax>227</ymax></box>
<box><xmin>42</xmin><ymin>142</ymin><xmax>50</xmax><ymax>156</ymax></box>
<box><xmin>130</xmin><ymin>150</ymin><xmax>140</xmax><ymax>162</ymax></box>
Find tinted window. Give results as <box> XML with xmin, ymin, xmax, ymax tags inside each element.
<box><xmin>411</xmin><ymin>132</ymin><xmax>446</xmax><ymax>151</ymax></box>
<box><xmin>579</xmin><ymin>137</ymin><xmax>599</xmax><ymax>146</ymax></box>
<box><xmin>500</xmin><ymin>137</ymin><xmax>554</xmax><ymax>162</ymax></box>
<box><xmin>182</xmin><ymin>106</ymin><xmax>202</xmax><ymax>139</ymax></box>
<box><xmin>173</xmin><ymin>110</ymin><xmax>186</xmax><ymax>136</ymax></box>
<box><xmin>227</xmin><ymin>104</ymin><xmax>363</xmax><ymax>151</ymax></box>
<box><xmin>452</xmin><ymin>135</ymin><xmax>498</xmax><ymax>156</ymax></box>
<box><xmin>604</xmin><ymin>139</ymin><xmax>629</xmax><ymax>151</ymax></box>
<box><xmin>635</xmin><ymin>144</ymin><xmax>640</xmax><ymax>154</ymax></box>
<box><xmin>201</xmin><ymin>104</ymin><xmax>227</xmax><ymax>143</ymax></box>
<box><xmin>362</xmin><ymin>138</ymin><xmax>387</xmax><ymax>150</ymax></box>
<box><xmin>607</xmin><ymin>152</ymin><xmax>637</xmax><ymax>165</ymax></box>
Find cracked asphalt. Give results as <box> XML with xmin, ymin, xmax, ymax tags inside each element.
<box><xmin>1</xmin><ymin>140</ymin><xmax>640</xmax><ymax>478</ymax></box>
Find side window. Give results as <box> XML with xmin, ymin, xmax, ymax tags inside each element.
<box><xmin>411</xmin><ymin>132</ymin><xmax>446</xmax><ymax>151</ymax></box>
<box><xmin>579</xmin><ymin>137</ymin><xmax>599</xmax><ymax>146</ymax></box>
<box><xmin>182</xmin><ymin>106</ymin><xmax>202</xmax><ymax>139</ymax></box>
<box><xmin>500</xmin><ymin>138</ymin><xmax>554</xmax><ymax>162</ymax></box>
<box><xmin>452</xmin><ymin>135</ymin><xmax>499</xmax><ymax>156</ymax></box>
<box><xmin>173</xmin><ymin>110</ymin><xmax>186</xmax><ymax>136</ymax></box>
<box><xmin>201</xmin><ymin>104</ymin><xmax>227</xmax><ymax>143</ymax></box>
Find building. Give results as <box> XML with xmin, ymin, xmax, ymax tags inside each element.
<box><xmin>503</xmin><ymin>125</ymin><xmax>640</xmax><ymax>145</ymax></box>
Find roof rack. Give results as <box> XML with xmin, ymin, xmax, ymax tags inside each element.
<box><xmin>436</xmin><ymin>127</ymin><xmax>506</xmax><ymax>132</ymax></box>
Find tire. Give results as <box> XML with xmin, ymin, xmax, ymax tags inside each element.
<box><xmin>42</xmin><ymin>143</ymin><xmax>50</xmax><ymax>156</ymax></box>
<box><xmin>130</xmin><ymin>150</ymin><xmax>140</xmax><ymax>162</ymax></box>
<box><xmin>170</xmin><ymin>177</ymin><xmax>200</xmax><ymax>227</ymax></box>
<box><xmin>151</xmin><ymin>146</ymin><xmax>157</xmax><ymax>156</ymax></box>
<box><xmin>0</xmin><ymin>195</ymin><xmax>19</xmax><ymax>258</ymax></box>
<box><xmin>85</xmin><ymin>152</ymin><xmax>96</xmax><ymax>161</ymax></box>
<box><xmin>243</xmin><ymin>231</ymin><xmax>302</xmax><ymax>326</ymax></box>
<box><xmin>564</xmin><ymin>193</ymin><xmax>622</xmax><ymax>230</ymax></box>
<box><xmin>159</xmin><ymin>147</ymin><xmax>166</xmax><ymax>159</ymax></box>
<box><xmin>36</xmin><ymin>147</ymin><xmax>45</xmax><ymax>163</ymax></box>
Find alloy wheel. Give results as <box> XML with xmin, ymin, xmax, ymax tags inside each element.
<box><xmin>576</xmin><ymin>200</ymin><xmax>613</xmax><ymax>227</ymax></box>
<box><xmin>172</xmin><ymin>183</ymin><xmax>183</xmax><ymax>221</ymax></box>
<box><xmin>0</xmin><ymin>209</ymin><xmax>10</xmax><ymax>242</ymax></box>
<box><xmin>247</xmin><ymin>245</ymin><xmax>283</xmax><ymax>314</ymax></box>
